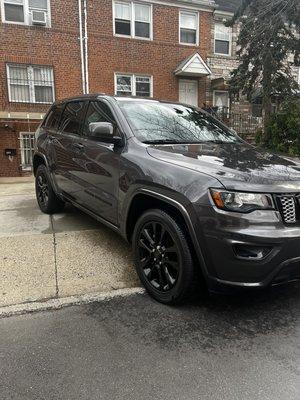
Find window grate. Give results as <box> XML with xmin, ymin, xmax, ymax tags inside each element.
<box><xmin>19</xmin><ymin>132</ymin><xmax>35</xmax><ymax>170</ymax></box>
<box><xmin>7</xmin><ymin>64</ymin><xmax>54</xmax><ymax>104</ymax></box>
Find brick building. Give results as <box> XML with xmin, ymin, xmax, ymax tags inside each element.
<box><xmin>0</xmin><ymin>0</ymin><xmax>299</xmax><ymax>177</ymax></box>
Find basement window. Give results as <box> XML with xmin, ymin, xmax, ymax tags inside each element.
<box><xmin>7</xmin><ymin>64</ymin><xmax>55</xmax><ymax>104</ymax></box>
<box><xmin>115</xmin><ymin>74</ymin><xmax>152</xmax><ymax>97</ymax></box>
<box><xmin>1</xmin><ymin>0</ymin><xmax>50</xmax><ymax>26</ymax></box>
<box><xmin>114</xmin><ymin>1</ymin><xmax>152</xmax><ymax>40</ymax></box>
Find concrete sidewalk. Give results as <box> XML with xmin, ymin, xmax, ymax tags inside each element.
<box><xmin>0</xmin><ymin>177</ymin><xmax>139</xmax><ymax>308</ymax></box>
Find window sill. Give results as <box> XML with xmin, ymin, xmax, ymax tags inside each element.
<box><xmin>113</xmin><ymin>34</ymin><xmax>153</xmax><ymax>42</ymax></box>
<box><xmin>1</xmin><ymin>20</ymin><xmax>50</xmax><ymax>28</ymax></box>
<box><xmin>179</xmin><ymin>42</ymin><xmax>199</xmax><ymax>47</ymax></box>
<box><xmin>9</xmin><ymin>101</ymin><xmax>53</xmax><ymax>105</ymax></box>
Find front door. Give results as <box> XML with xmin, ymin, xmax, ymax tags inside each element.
<box><xmin>179</xmin><ymin>79</ymin><xmax>198</xmax><ymax>107</ymax></box>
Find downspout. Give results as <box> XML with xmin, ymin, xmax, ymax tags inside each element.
<box><xmin>78</xmin><ymin>0</ymin><xmax>86</xmax><ymax>94</ymax></box>
<box><xmin>83</xmin><ymin>0</ymin><xmax>89</xmax><ymax>94</ymax></box>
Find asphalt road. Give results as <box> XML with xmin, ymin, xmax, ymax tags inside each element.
<box><xmin>0</xmin><ymin>285</ymin><xmax>299</xmax><ymax>400</ymax></box>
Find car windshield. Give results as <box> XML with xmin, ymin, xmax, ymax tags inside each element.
<box><xmin>118</xmin><ymin>101</ymin><xmax>241</xmax><ymax>144</ymax></box>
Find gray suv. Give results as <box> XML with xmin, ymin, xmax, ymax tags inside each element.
<box><xmin>33</xmin><ymin>94</ymin><xmax>300</xmax><ymax>304</ymax></box>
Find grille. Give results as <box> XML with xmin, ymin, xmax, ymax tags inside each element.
<box><xmin>276</xmin><ymin>195</ymin><xmax>299</xmax><ymax>224</ymax></box>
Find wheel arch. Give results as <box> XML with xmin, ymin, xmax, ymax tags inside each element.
<box><xmin>124</xmin><ymin>189</ymin><xmax>209</xmax><ymax>279</ymax></box>
<box><xmin>33</xmin><ymin>152</ymin><xmax>48</xmax><ymax>176</ymax></box>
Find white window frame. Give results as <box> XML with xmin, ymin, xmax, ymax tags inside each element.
<box><xmin>213</xmin><ymin>90</ymin><xmax>230</xmax><ymax>110</ymax></box>
<box><xmin>19</xmin><ymin>132</ymin><xmax>35</xmax><ymax>170</ymax></box>
<box><xmin>0</xmin><ymin>0</ymin><xmax>51</xmax><ymax>27</ymax></box>
<box><xmin>214</xmin><ymin>22</ymin><xmax>232</xmax><ymax>56</ymax></box>
<box><xmin>7</xmin><ymin>63</ymin><xmax>55</xmax><ymax>104</ymax></box>
<box><xmin>113</xmin><ymin>0</ymin><xmax>153</xmax><ymax>41</ymax></box>
<box><xmin>179</xmin><ymin>10</ymin><xmax>199</xmax><ymax>46</ymax></box>
<box><xmin>114</xmin><ymin>73</ymin><xmax>153</xmax><ymax>97</ymax></box>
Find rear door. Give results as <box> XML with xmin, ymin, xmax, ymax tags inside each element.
<box><xmin>51</xmin><ymin>101</ymin><xmax>87</xmax><ymax>197</ymax></box>
<box><xmin>70</xmin><ymin>100</ymin><xmax>122</xmax><ymax>225</ymax></box>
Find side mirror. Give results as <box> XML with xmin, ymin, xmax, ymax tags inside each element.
<box><xmin>89</xmin><ymin>122</ymin><xmax>122</xmax><ymax>145</ymax></box>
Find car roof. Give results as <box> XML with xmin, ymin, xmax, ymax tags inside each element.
<box><xmin>53</xmin><ymin>94</ymin><xmax>173</xmax><ymax>105</ymax></box>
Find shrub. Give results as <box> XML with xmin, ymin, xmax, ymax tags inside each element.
<box><xmin>262</xmin><ymin>98</ymin><xmax>300</xmax><ymax>156</ymax></box>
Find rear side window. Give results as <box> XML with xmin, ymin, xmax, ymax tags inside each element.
<box><xmin>83</xmin><ymin>101</ymin><xmax>116</xmax><ymax>136</ymax></box>
<box><xmin>59</xmin><ymin>101</ymin><xmax>86</xmax><ymax>135</ymax></box>
<box><xmin>44</xmin><ymin>105</ymin><xmax>63</xmax><ymax>131</ymax></box>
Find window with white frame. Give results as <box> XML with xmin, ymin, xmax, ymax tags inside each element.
<box><xmin>7</xmin><ymin>64</ymin><xmax>54</xmax><ymax>104</ymax></box>
<box><xmin>114</xmin><ymin>1</ymin><xmax>152</xmax><ymax>39</ymax></box>
<box><xmin>213</xmin><ymin>90</ymin><xmax>229</xmax><ymax>112</ymax></box>
<box><xmin>214</xmin><ymin>23</ymin><xmax>232</xmax><ymax>55</ymax></box>
<box><xmin>1</xmin><ymin>0</ymin><xmax>50</xmax><ymax>26</ymax></box>
<box><xmin>179</xmin><ymin>11</ymin><xmax>198</xmax><ymax>45</ymax></box>
<box><xmin>115</xmin><ymin>74</ymin><xmax>152</xmax><ymax>97</ymax></box>
<box><xmin>19</xmin><ymin>132</ymin><xmax>35</xmax><ymax>170</ymax></box>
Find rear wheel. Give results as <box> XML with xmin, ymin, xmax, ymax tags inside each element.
<box><xmin>132</xmin><ymin>209</ymin><xmax>196</xmax><ymax>304</ymax></box>
<box><xmin>35</xmin><ymin>164</ymin><xmax>65</xmax><ymax>214</ymax></box>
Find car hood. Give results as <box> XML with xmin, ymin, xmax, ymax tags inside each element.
<box><xmin>146</xmin><ymin>142</ymin><xmax>300</xmax><ymax>192</ymax></box>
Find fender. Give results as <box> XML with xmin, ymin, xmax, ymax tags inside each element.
<box><xmin>33</xmin><ymin>151</ymin><xmax>60</xmax><ymax>196</ymax></box>
<box><xmin>123</xmin><ymin>187</ymin><xmax>210</xmax><ymax>280</ymax></box>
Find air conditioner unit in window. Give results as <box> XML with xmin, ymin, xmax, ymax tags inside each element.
<box><xmin>31</xmin><ymin>10</ymin><xmax>47</xmax><ymax>26</ymax></box>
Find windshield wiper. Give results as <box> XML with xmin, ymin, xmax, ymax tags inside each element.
<box><xmin>142</xmin><ymin>140</ymin><xmax>188</xmax><ymax>144</ymax></box>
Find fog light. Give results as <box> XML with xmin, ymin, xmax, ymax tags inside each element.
<box><xmin>233</xmin><ymin>244</ymin><xmax>272</xmax><ymax>260</ymax></box>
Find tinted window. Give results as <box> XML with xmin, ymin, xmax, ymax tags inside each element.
<box><xmin>44</xmin><ymin>105</ymin><xmax>63</xmax><ymax>131</ymax></box>
<box><xmin>83</xmin><ymin>101</ymin><xmax>115</xmax><ymax>135</ymax></box>
<box><xmin>119</xmin><ymin>101</ymin><xmax>241</xmax><ymax>144</ymax></box>
<box><xmin>59</xmin><ymin>101</ymin><xmax>86</xmax><ymax>135</ymax></box>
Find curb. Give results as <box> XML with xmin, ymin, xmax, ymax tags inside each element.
<box><xmin>0</xmin><ymin>287</ymin><xmax>145</xmax><ymax>319</ymax></box>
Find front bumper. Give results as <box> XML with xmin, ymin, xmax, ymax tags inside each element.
<box><xmin>195</xmin><ymin>205</ymin><xmax>300</xmax><ymax>291</ymax></box>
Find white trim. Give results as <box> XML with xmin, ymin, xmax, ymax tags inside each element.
<box><xmin>113</xmin><ymin>0</ymin><xmax>153</xmax><ymax>41</ymax></box>
<box><xmin>114</xmin><ymin>72</ymin><xmax>153</xmax><ymax>97</ymax></box>
<box><xmin>175</xmin><ymin>52</ymin><xmax>211</xmax><ymax>76</ymax></box>
<box><xmin>214</xmin><ymin>22</ymin><xmax>232</xmax><ymax>56</ymax></box>
<box><xmin>179</xmin><ymin>9</ymin><xmax>199</xmax><ymax>46</ymax></box>
<box><xmin>0</xmin><ymin>0</ymin><xmax>51</xmax><ymax>27</ymax></box>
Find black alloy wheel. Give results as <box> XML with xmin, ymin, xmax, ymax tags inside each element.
<box><xmin>133</xmin><ymin>209</ymin><xmax>196</xmax><ymax>304</ymax></box>
<box><xmin>35</xmin><ymin>164</ymin><xmax>65</xmax><ymax>214</ymax></box>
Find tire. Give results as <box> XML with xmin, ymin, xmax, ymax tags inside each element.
<box><xmin>35</xmin><ymin>164</ymin><xmax>65</xmax><ymax>214</ymax></box>
<box><xmin>132</xmin><ymin>208</ymin><xmax>196</xmax><ymax>305</ymax></box>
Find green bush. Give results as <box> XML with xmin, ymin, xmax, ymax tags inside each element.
<box><xmin>262</xmin><ymin>98</ymin><xmax>300</xmax><ymax>156</ymax></box>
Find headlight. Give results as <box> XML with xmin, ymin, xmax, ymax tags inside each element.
<box><xmin>210</xmin><ymin>189</ymin><xmax>274</xmax><ymax>213</ymax></box>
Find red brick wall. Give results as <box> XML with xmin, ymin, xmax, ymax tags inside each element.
<box><xmin>0</xmin><ymin>120</ymin><xmax>40</xmax><ymax>177</ymax></box>
<box><xmin>88</xmin><ymin>1</ymin><xmax>213</xmax><ymax>103</ymax></box>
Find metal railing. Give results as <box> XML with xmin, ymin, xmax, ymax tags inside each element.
<box><xmin>19</xmin><ymin>133</ymin><xmax>35</xmax><ymax>171</ymax></box>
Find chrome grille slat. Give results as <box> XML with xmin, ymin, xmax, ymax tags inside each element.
<box><xmin>277</xmin><ymin>195</ymin><xmax>297</xmax><ymax>224</ymax></box>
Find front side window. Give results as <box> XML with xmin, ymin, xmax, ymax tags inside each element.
<box><xmin>118</xmin><ymin>101</ymin><xmax>240</xmax><ymax>144</ymax></box>
<box><xmin>59</xmin><ymin>101</ymin><xmax>86</xmax><ymax>135</ymax></box>
<box><xmin>179</xmin><ymin>11</ymin><xmax>198</xmax><ymax>45</ymax></box>
<box><xmin>114</xmin><ymin>1</ymin><xmax>152</xmax><ymax>39</ymax></box>
<box><xmin>115</xmin><ymin>74</ymin><xmax>152</xmax><ymax>97</ymax></box>
<box><xmin>83</xmin><ymin>101</ymin><xmax>116</xmax><ymax>135</ymax></box>
<box><xmin>7</xmin><ymin>64</ymin><xmax>54</xmax><ymax>104</ymax></box>
<box><xmin>1</xmin><ymin>0</ymin><xmax>50</xmax><ymax>26</ymax></box>
<box><xmin>214</xmin><ymin>23</ymin><xmax>232</xmax><ymax>55</ymax></box>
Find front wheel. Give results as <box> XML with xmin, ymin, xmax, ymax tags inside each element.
<box><xmin>35</xmin><ymin>164</ymin><xmax>65</xmax><ymax>214</ymax></box>
<box><xmin>132</xmin><ymin>209</ymin><xmax>196</xmax><ymax>305</ymax></box>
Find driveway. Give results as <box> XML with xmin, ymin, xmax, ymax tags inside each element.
<box><xmin>0</xmin><ymin>289</ymin><xmax>299</xmax><ymax>400</ymax></box>
<box><xmin>0</xmin><ymin>177</ymin><xmax>139</xmax><ymax>308</ymax></box>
